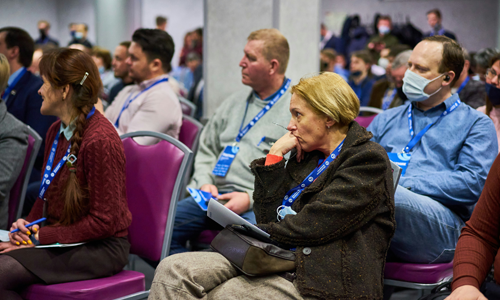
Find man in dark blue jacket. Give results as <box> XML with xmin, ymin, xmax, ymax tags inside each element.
<box><xmin>0</xmin><ymin>27</ymin><xmax>57</xmax><ymax>182</ymax></box>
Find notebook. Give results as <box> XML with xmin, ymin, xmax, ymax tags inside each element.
<box><xmin>207</xmin><ymin>199</ymin><xmax>270</xmax><ymax>240</ymax></box>
<box><xmin>0</xmin><ymin>230</ymin><xmax>84</xmax><ymax>248</ymax></box>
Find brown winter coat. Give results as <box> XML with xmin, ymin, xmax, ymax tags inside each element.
<box><xmin>251</xmin><ymin>121</ymin><xmax>395</xmax><ymax>299</ymax></box>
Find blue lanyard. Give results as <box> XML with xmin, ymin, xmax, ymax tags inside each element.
<box><xmin>38</xmin><ymin>107</ymin><xmax>95</xmax><ymax>200</ymax></box>
<box><xmin>3</xmin><ymin>68</ymin><xmax>27</xmax><ymax>101</ymax></box>
<box><xmin>235</xmin><ymin>78</ymin><xmax>291</xmax><ymax>142</ymax></box>
<box><xmin>114</xmin><ymin>78</ymin><xmax>169</xmax><ymax>127</ymax></box>
<box><xmin>404</xmin><ymin>99</ymin><xmax>461</xmax><ymax>153</ymax></box>
<box><xmin>456</xmin><ymin>77</ymin><xmax>469</xmax><ymax>94</ymax></box>
<box><xmin>382</xmin><ymin>88</ymin><xmax>397</xmax><ymax>110</ymax></box>
<box><xmin>281</xmin><ymin>139</ymin><xmax>345</xmax><ymax>207</ymax></box>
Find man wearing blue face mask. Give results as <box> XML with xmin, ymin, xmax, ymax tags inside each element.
<box><xmin>67</xmin><ymin>23</ymin><xmax>93</xmax><ymax>49</ymax></box>
<box><xmin>367</xmin><ymin>16</ymin><xmax>399</xmax><ymax>61</ymax></box>
<box><xmin>477</xmin><ymin>53</ymin><xmax>500</xmax><ymax>152</ymax></box>
<box><xmin>368</xmin><ymin>36</ymin><xmax>497</xmax><ymax>266</ymax></box>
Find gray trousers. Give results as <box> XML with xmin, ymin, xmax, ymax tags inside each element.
<box><xmin>149</xmin><ymin>252</ymin><xmax>309</xmax><ymax>300</ymax></box>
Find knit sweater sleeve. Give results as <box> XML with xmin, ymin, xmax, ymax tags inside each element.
<box><xmin>38</xmin><ymin>135</ymin><xmax>130</xmax><ymax>244</ymax></box>
<box><xmin>452</xmin><ymin>155</ymin><xmax>500</xmax><ymax>290</ymax></box>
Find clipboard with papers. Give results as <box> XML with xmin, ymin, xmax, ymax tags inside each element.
<box><xmin>207</xmin><ymin>199</ymin><xmax>270</xmax><ymax>241</ymax></box>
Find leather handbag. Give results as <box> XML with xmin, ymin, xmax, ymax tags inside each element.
<box><xmin>210</xmin><ymin>224</ymin><xmax>296</xmax><ymax>276</ymax></box>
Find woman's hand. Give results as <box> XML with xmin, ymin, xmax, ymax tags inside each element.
<box><xmin>0</xmin><ymin>241</ymin><xmax>34</xmax><ymax>254</ymax></box>
<box><xmin>269</xmin><ymin>132</ymin><xmax>304</xmax><ymax>162</ymax></box>
<box><xmin>444</xmin><ymin>285</ymin><xmax>487</xmax><ymax>300</ymax></box>
<box><xmin>9</xmin><ymin>219</ymin><xmax>39</xmax><ymax>246</ymax></box>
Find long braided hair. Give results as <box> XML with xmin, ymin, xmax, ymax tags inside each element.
<box><xmin>39</xmin><ymin>48</ymin><xmax>102</xmax><ymax>225</ymax></box>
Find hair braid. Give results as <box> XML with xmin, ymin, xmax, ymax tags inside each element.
<box><xmin>60</xmin><ymin>105</ymin><xmax>92</xmax><ymax>225</ymax></box>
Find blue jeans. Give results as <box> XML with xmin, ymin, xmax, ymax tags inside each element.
<box><xmin>388</xmin><ymin>185</ymin><xmax>465</xmax><ymax>263</ymax></box>
<box><xmin>169</xmin><ymin>196</ymin><xmax>256</xmax><ymax>256</ymax></box>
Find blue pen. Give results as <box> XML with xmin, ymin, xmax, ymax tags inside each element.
<box><xmin>11</xmin><ymin>218</ymin><xmax>46</xmax><ymax>233</ymax></box>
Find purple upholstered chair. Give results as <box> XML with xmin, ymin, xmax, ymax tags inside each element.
<box><xmin>8</xmin><ymin>126</ymin><xmax>42</xmax><ymax>226</ymax></box>
<box><xmin>21</xmin><ymin>131</ymin><xmax>194</xmax><ymax>300</ymax></box>
<box><xmin>179</xmin><ymin>115</ymin><xmax>203</xmax><ymax>153</ymax></box>
<box><xmin>384</xmin><ymin>160</ymin><xmax>453</xmax><ymax>296</ymax></box>
<box><xmin>179</xmin><ymin>96</ymin><xmax>196</xmax><ymax>117</ymax></box>
<box><xmin>355</xmin><ymin>106</ymin><xmax>383</xmax><ymax>128</ymax></box>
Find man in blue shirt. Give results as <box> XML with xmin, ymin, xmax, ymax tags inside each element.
<box><xmin>368</xmin><ymin>36</ymin><xmax>497</xmax><ymax>264</ymax></box>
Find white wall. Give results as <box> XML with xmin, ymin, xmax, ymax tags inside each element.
<box><xmin>321</xmin><ymin>0</ymin><xmax>499</xmax><ymax>52</ymax></box>
<box><xmin>141</xmin><ymin>0</ymin><xmax>204</xmax><ymax>68</ymax></box>
<box><xmin>0</xmin><ymin>0</ymin><xmax>95</xmax><ymax>48</ymax></box>
<box><xmin>0</xmin><ymin>0</ymin><xmax>59</xmax><ymax>41</ymax></box>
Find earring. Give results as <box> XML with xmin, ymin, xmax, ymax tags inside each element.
<box><xmin>327</xmin><ymin>125</ymin><xmax>331</xmax><ymax>129</ymax></box>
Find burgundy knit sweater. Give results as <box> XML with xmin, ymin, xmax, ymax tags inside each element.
<box><xmin>26</xmin><ymin>110</ymin><xmax>132</xmax><ymax>245</ymax></box>
<box><xmin>452</xmin><ymin>154</ymin><xmax>500</xmax><ymax>290</ymax></box>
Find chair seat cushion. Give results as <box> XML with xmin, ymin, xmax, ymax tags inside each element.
<box><xmin>197</xmin><ymin>230</ymin><xmax>220</xmax><ymax>244</ymax></box>
<box><xmin>21</xmin><ymin>270</ymin><xmax>145</xmax><ymax>300</ymax></box>
<box><xmin>384</xmin><ymin>261</ymin><xmax>453</xmax><ymax>284</ymax></box>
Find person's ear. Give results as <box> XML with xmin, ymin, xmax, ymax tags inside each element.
<box><xmin>61</xmin><ymin>84</ymin><xmax>71</xmax><ymax>101</ymax></box>
<box><xmin>325</xmin><ymin>117</ymin><xmax>336</xmax><ymax>129</ymax></box>
<box><xmin>269</xmin><ymin>58</ymin><xmax>279</xmax><ymax>76</ymax></box>
<box><xmin>150</xmin><ymin>58</ymin><xmax>163</xmax><ymax>72</ymax></box>
<box><xmin>442</xmin><ymin>71</ymin><xmax>455</xmax><ymax>87</ymax></box>
<box><xmin>7</xmin><ymin>46</ymin><xmax>19</xmax><ymax>61</ymax></box>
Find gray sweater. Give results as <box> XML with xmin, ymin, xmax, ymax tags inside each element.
<box><xmin>189</xmin><ymin>87</ymin><xmax>292</xmax><ymax>209</ymax></box>
<box><xmin>0</xmin><ymin>100</ymin><xmax>28</xmax><ymax>229</ymax></box>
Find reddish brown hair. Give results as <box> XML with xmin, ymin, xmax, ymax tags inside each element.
<box><xmin>39</xmin><ymin>48</ymin><xmax>102</xmax><ymax>225</ymax></box>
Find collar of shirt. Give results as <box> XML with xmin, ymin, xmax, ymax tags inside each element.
<box><xmin>8</xmin><ymin>67</ymin><xmax>26</xmax><ymax>87</ymax></box>
<box><xmin>59</xmin><ymin>120</ymin><xmax>76</xmax><ymax>141</ymax></box>
<box><xmin>138</xmin><ymin>74</ymin><xmax>169</xmax><ymax>91</ymax></box>
<box><xmin>411</xmin><ymin>93</ymin><xmax>459</xmax><ymax>114</ymax></box>
<box><xmin>252</xmin><ymin>77</ymin><xmax>288</xmax><ymax>101</ymax></box>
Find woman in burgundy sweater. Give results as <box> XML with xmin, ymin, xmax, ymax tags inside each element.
<box><xmin>446</xmin><ymin>154</ymin><xmax>500</xmax><ymax>300</ymax></box>
<box><xmin>0</xmin><ymin>48</ymin><xmax>132</xmax><ymax>299</ymax></box>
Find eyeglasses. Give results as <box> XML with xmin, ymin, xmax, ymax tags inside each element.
<box><xmin>486</xmin><ymin>68</ymin><xmax>498</xmax><ymax>80</ymax></box>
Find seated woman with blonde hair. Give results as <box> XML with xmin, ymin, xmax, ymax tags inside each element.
<box><xmin>149</xmin><ymin>72</ymin><xmax>395</xmax><ymax>300</ymax></box>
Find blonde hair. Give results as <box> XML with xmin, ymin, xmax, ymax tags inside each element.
<box><xmin>0</xmin><ymin>54</ymin><xmax>10</xmax><ymax>93</ymax></box>
<box><xmin>247</xmin><ymin>29</ymin><xmax>289</xmax><ymax>74</ymax></box>
<box><xmin>291</xmin><ymin>72</ymin><xmax>360</xmax><ymax>126</ymax></box>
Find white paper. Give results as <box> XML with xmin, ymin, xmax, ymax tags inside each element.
<box><xmin>0</xmin><ymin>229</ymin><xmax>10</xmax><ymax>242</ymax></box>
<box><xmin>36</xmin><ymin>242</ymin><xmax>85</xmax><ymax>248</ymax></box>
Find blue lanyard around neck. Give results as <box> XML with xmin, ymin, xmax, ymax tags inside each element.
<box><xmin>235</xmin><ymin>78</ymin><xmax>291</xmax><ymax>142</ymax></box>
<box><xmin>281</xmin><ymin>139</ymin><xmax>345</xmax><ymax>207</ymax></box>
<box><xmin>3</xmin><ymin>68</ymin><xmax>27</xmax><ymax>100</ymax></box>
<box><xmin>404</xmin><ymin>99</ymin><xmax>461</xmax><ymax>153</ymax></box>
<box><xmin>382</xmin><ymin>88</ymin><xmax>397</xmax><ymax>110</ymax></box>
<box><xmin>38</xmin><ymin>107</ymin><xmax>96</xmax><ymax>200</ymax></box>
<box><xmin>456</xmin><ymin>76</ymin><xmax>469</xmax><ymax>94</ymax></box>
<box><xmin>114</xmin><ymin>78</ymin><xmax>169</xmax><ymax>128</ymax></box>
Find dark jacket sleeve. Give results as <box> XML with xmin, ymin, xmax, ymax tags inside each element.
<box><xmin>252</xmin><ymin>144</ymin><xmax>392</xmax><ymax>247</ymax></box>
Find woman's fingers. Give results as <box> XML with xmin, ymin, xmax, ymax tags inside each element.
<box><xmin>15</xmin><ymin>219</ymin><xmax>30</xmax><ymax>235</ymax></box>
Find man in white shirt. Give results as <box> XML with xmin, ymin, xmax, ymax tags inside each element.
<box><xmin>105</xmin><ymin>29</ymin><xmax>182</xmax><ymax>145</ymax></box>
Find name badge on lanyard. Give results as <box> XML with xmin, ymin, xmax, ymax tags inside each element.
<box><xmin>38</xmin><ymin>107</ymin><xmax>96</xmax><ymax>201</ymax></box>
<box><xmin>212</xmin><ymin>78</ymin><xmax>291</xmax><ymax>177</ymax></box>
<box><xmin>387</xmin><ymin>99</ymin><xmax>461</xmax><ymax>176</ymax></box>
<box><xmin>277</xmin><ymin>139</ymin><xmax>345</xmax><ymax>221</ymax></box>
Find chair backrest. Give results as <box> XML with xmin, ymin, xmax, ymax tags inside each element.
<box><xmin>354</xmin><ymin>115</ymin><xmax>377</xmax><ymax>128</ymax></box>
<box><xmin>390</xmin><ymin>161</ymin><xmax>402</xmax><ymax>196</ymax></box>
<box><xmin>120</xmin><ymin>131</ymin><xmax>193</xmax><ymax>262</ymax></box>
<box><xmin>355</xmin><ymin>106</ymin><xmax>384</xmax><ymax>128</ymax></box>
<box><xmin>9</xmin><ymin>126</ymin><xmax>42</xmax><ymax>225</ymax></box>
<box><xmin>359</xmin><ymin>106</ymin><xmax>384</xmax><ymax>115</ymax></box>
<box><xmin>179</xmin><ymin>96</ymin><xmax>196</xmax><ymax>117</ymax></box>
<box><xmin>179</xmin><ymin>115</ymin><xmax>204</xmax><ymax>153</ymax></box>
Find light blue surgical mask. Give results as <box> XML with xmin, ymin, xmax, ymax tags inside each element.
<box><xmin>402</xmin><ymin>69</ymin><xmax>445</xmax><ymax>102</ymax></box>
<box><xmin>378</xmin><ymin>25</ymin><xmax>390</xmax><ymax>35</ymax></box>
<box><xmin>75</xmin><ymin>31</ymin><xmax>84</xmax><ymax>39</ymax></box>
<box><xmin>98</xmin><ymin>66</ymin><xmax>105</xmax><ymax>74</ymax></box>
